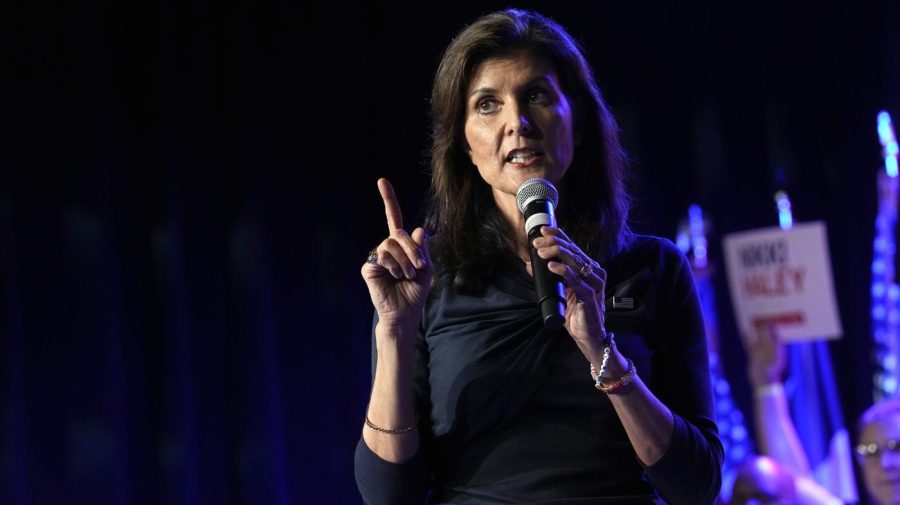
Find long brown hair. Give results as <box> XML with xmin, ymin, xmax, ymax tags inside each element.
<box><xmin>426</xmin><ymin>9</ymin><xmax>631</xmax><ymax>293</ymax></box>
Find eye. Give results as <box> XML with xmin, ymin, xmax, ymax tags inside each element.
<box><xmin>528</xmin><ymin>89</ymin><xmax>551</xmax><ymax>105</ymax></box>
<box><xmin>476</xmin><ymin>98</ymin><xmax>500</xmax><ymax>114</ymax></box>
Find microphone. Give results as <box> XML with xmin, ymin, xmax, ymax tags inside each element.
<box><xmin>516</xmin><ymin>178</ymin><xmax>566</xmax><ymax>329</ymax></box>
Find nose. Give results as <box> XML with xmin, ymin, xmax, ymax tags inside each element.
<box><xmin>506</xmin><ymin>102</ymin><xmax>533</xmax><ymax>136</ymax></box>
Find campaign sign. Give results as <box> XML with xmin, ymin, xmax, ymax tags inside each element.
<box><xmin>722</xmin><ymin>221</ymin><xmax>843</xmax><ymax>342</ymax></box>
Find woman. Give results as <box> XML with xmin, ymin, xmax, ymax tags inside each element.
<box><xmin>356</xmin><ymin>9</ymin><xmax>722</xmax><ymax>504</ymax></box>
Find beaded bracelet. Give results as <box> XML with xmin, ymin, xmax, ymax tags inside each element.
<box><xmin>588</xmin><ymin>331</ymin><xmax>637</xmax><ymax>394</ymax></box>
<box><xmin>589</xmin><ymin>331</ymin><xmax>615</xmax><ymax>385</ymax></box>
<box><xmin>365</xmin><ymin>412</ymin><xmax>418</xmax><ymax>434</ymax></box>
<box><xmin>593</xmin><ymin>359</ymin><xmax>636</xmax><ymax>394</ymax></box>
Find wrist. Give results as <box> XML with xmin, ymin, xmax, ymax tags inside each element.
<box><xmin>748</xmin><ymin>367</ymin><xmax>782</xmax><ymax>389</ymax></box>
<box><xmin>586</xmin><ymin>332</ymin><xmax>636</xmax><ymax>394</ymax></box>
<box><xmin>376</xmin><ymin>317</ymin><xmax>419</xmax><ymax>334</ymax></box>
<box><xmin>601</xmin><ymin>335</ymin><xmax>628</xmax><ymax>376</ymax></box>
<box><xmin>753</xmin><ymin>382</ymin><xmax>785</xmax><ymax>398</ymax></box>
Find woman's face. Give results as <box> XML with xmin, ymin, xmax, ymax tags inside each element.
<box><xmin>463</xmin><ymin>51</ymin><xmax>576</xmax><ymax>205</ymax></box>
<box><xmin>859</xmin><ymin>413</ymin><xmax>900</xmax><ymax>505</ymax></box>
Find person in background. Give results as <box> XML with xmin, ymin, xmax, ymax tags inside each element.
<box><xmin>856</xmin><ymin>399</ymin><xmax>900</xmax><ymax>505</ymax></box>
<box><xmin>355</xmin><ymin>8</ymin><xmax>722</xmax><ymax>505</ymax></box>
<box><xmin>741</xmin><ymin>322</ymin><xmax>844</xmax><ymax>505</ymax></box>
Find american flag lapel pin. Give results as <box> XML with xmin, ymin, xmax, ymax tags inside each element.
<box><xmin>610</xmin><ymin>297</ymin><xmax>634</xmax><ymax>310</ymax></box>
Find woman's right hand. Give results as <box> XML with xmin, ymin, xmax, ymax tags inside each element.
<box><xmin>361</xmin><ymin>178</ymin><xmax>433</xmax><ymax>341</ymax></box>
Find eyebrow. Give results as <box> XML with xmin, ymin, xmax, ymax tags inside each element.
<box><xmin>468</xmin><ymin>75</ymin><xmax>555</xmax><ymax>98</ymax></box>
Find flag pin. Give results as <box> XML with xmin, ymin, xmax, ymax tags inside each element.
<box><xmin>610</xmin><ymin>297</ymin><xmax>634</xmax><ymax>310</ymax></box>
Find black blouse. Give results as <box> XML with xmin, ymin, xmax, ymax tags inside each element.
<box><xmin>355</xmin><ymin>235</ymin><xmax>723</xmax><ymax>504</ymax></box>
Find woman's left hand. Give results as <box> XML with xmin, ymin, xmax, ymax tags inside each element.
<box><xmin>529</xmin><ymin>226</ymin><xmax>607</xmax><ymax>350</ymax></box>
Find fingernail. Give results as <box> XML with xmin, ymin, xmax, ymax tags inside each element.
<box><xmin>416</xmin><ymin>257</ymin><xmax>425</xmax><ymax>268</ymax></box>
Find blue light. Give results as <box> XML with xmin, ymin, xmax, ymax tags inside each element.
<box><xmin>687</xmin><ymin>204</ymin><xmax>708</xmax><ymax>268</ymax></box>
<box><xmin>878</xmin><ymin>111</ymin><xmax>898</xmax><ymax>178</ymax></box>
<box><xmin>676</xmin><ymin>231</ymin><xmax>689</xmax><ymax>254</ymax></box>
<box><xmin>888</xmin><ymin>157</ymin><xmax>899</xmax><ymax>178</ymax></box>
<box><xmin>775</xmin><ymin>191</ymin><xmax>793</xmax><ymax>230</ymax></box>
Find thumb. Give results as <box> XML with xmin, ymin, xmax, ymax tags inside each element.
<box><xmin>411</xmin><ymin>227</ymin><xmax>431</xmax><ymax>264</ymax></box>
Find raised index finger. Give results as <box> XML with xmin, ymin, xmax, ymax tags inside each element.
<box><xmin>378</xmin><ymin>178</ymin><xmax>404</xmax><ymax>231</ymax></box>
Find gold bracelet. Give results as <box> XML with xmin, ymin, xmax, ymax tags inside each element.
<box><xmin>365</xmin><ymin>413</ymin><xmax>418</xmax><ymax>434</ymax></box>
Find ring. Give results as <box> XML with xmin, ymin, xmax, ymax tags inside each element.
<box><xmin>366</xmin><ymin>249</ymin><xmax>378</xmax><ymax>265</ymax></box>
<box><xmin>578</xmin><ymin>262</ymin><xmax>593</xmax><ymax>279</ymax></box>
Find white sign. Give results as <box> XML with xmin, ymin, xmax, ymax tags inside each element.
<box><xmin>722</xmin><ymin>221</ymin><xmax>843</xmax><ymax>342</ymax></box>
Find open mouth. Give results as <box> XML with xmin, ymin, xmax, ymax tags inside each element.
<box><xmin>506</xmin><ymin>149</ymin><xmax>544</xmax><ymax>164</ymax></box>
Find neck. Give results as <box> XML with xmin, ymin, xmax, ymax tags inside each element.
<box><xmin>493</xmin><ymin>189</ymin><xmax>531</xmax><ymax>260</ymax></box>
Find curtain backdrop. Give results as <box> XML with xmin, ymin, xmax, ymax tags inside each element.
<box><xmin>3</xmin><ymin>1</ymin><xmax>898</xmax><ymax>503</ymax></box>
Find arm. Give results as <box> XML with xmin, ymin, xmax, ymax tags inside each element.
<box><xmin>745</xmin><ymin>322</ymin><xmax>811</xmax><ymax>477</ymax></box>
<box><xmin>740</xmin><ymin>325</ymin><xmax>842</xmax><ymax>504</ymax></box>
<box><xmin>354</xmin><ymin>317</ymin><xmax>432</xmax><ymax>505</ymax></box>
<box><xmin>638</xmin><ymin>244</ymin><xmax>723</xmax><ymax>505</ymax></box>
<box><xmin>354</xmin><ymin>179</ymin><xmax>433</xmax><ymax>504</ymax></box>
<box><xmin>361</xmin><ymin>321</ymin><xmax>420</xmax><ymax>463</ymax></box>
<box><xmin>591</xmin><ymin>339</ymin><xmax>675</xmax><ymax>466</ymax></box>
<box><xmin>795</xmin><ymin>475</ymin><xmax>844</xmax><ymax>505</ymax></box>
<box><xmin>534</xmin><ymin>233</ymin><xmax>722</xmax><ymax>504</ymax></box>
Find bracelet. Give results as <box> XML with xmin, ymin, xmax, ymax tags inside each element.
<box><xmin>365</xmin><ymin>412</ymin><xmax>418</xmax><ymax>434</ymax></box>
<box><xmin>753</xmin><ymin>382</ymin><xmax>785</xmax><ymax>398</ymax></box>
<box><xmin>598</xmin><ymin>359</ymin><xmax>637</xmax><ymax>393</ymax></box>
<box><xmin>589</xmin><ymin>331</ymin><xmax>615</xmax><ymax>385</ymax></box>
<box><xmin>590</xmin><ymin>357</ymin><xmax>637</xmax><ymax>394</ymax></box>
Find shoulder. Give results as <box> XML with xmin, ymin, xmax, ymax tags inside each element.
<box><xmin>605</xmin><ymin>234</ymin><xmax>695</xmax><ymax>299</ymax></box>
<box><xmin>615</xmin><ymin>234</ymin><xmax>688</xmax><ymax>270</ymax></box>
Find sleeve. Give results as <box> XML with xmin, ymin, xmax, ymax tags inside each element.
<box><xmin>643</xmin><ymin>241</ymin><xmax>724</xmax><ymax>505</ymax></box>
<box><xmin>353</xmin><ymin>314</ymin><xmax>433</xmax><ymax>505</ymax></box>
<box><xmin>354</xmin><ymin>440</ymin><xmax>429</xmax><ymax>505</ymax></box>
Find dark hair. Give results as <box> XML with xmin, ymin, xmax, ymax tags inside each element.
<box><xmin>425</xmin><ymin>9</ymin><xmax>631</xmax><ymax>293</ymax></box>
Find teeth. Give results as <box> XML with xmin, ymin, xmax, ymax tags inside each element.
<box><xmin>508</xmin><ymin>150</ymin><xmax>537</xmax><ymax>163</ymax></box>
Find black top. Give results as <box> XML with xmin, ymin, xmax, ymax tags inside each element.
<box><xmin>355</xmin><ymin>235</ymin><xmax>723</xmax><ymax>504</ymax></box>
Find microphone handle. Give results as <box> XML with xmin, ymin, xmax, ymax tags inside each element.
<box><xmin>529</xmin><ymin>245</ymin><xmax>566</xmax><ymax>329</ymax></box>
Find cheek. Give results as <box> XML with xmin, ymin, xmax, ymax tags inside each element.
<box><xmin>464</xmin><ymin>122</ymin><xmax>493</xmax><ymax>160</ymax></box>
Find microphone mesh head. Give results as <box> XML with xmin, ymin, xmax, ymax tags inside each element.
<box><xmin>516</xmin><ymin>178</ymin><xmax>559</xmax><ymax>213</ymax></box>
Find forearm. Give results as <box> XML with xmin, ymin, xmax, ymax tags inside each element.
<box><xmin>753</xmin><ymin>383</ymin><xmax>811</xmax><ymax>476</ymax></box>
<box><xmin>578</xmin><ymin>331</ymin><xmax>720</xmax><ymax>504</ymax></box>
<box><xmin>580</xmin><ymin>340</ymin><xmax>674</xmax><ymax>466</ymax></box>
<box><xmin>607</xmin><ymin>375</ymin><xmax>675</xmax><ymax>465</ymax></box>
<box><xmin>362</xmin><ymin>322</ymin><xmax>420</xmax><ymax>463</ymax></box>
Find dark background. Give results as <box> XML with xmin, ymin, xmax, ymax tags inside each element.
<box><xmin>3</xmin><ymin>0</ymin><xmax>898</xmax><ymax>503</ymax></box>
